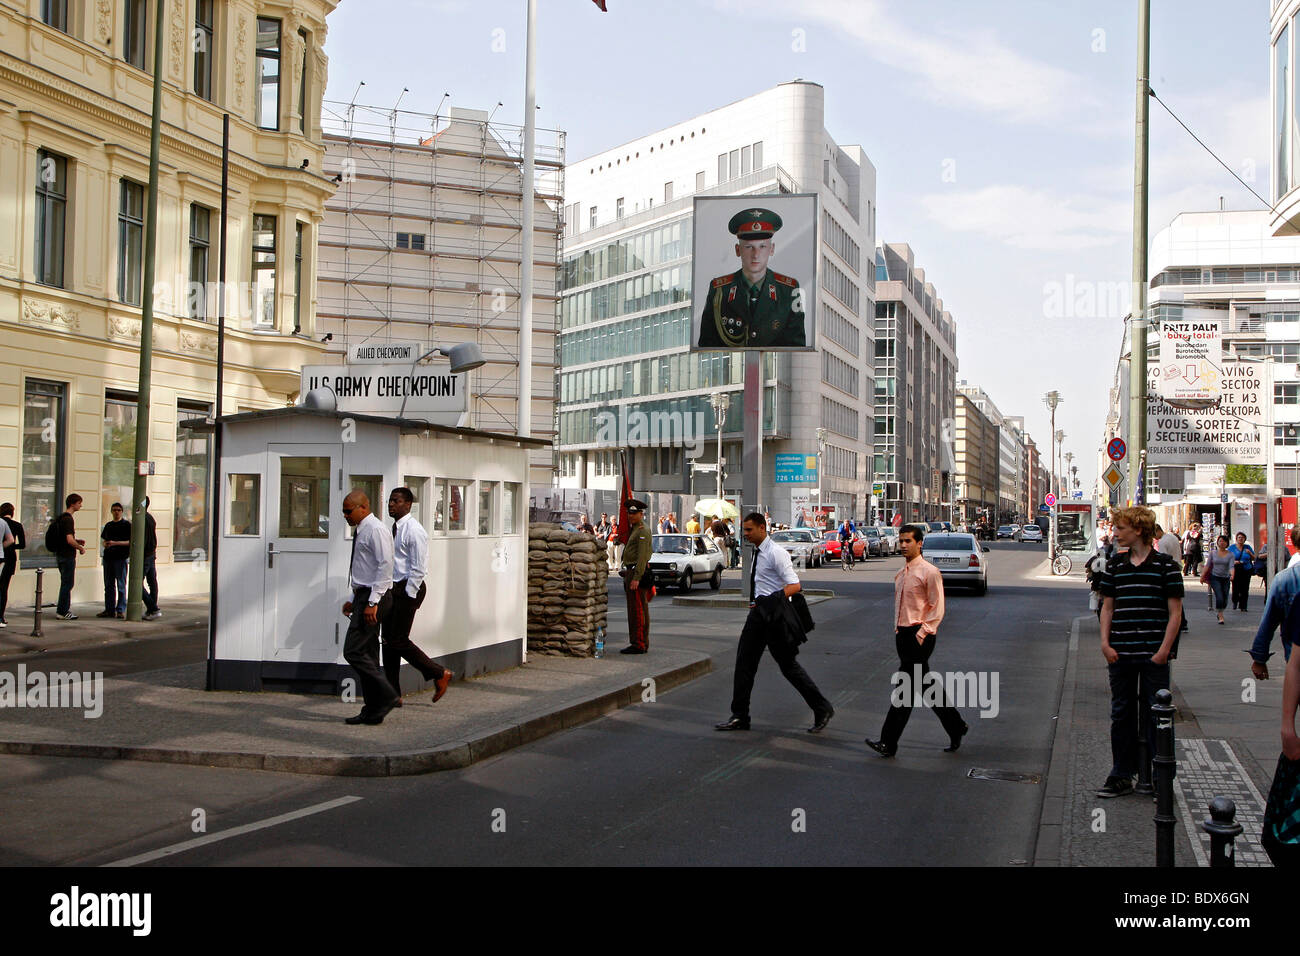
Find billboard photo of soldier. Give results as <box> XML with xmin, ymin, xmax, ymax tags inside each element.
<box><xmin>691</xmin><ymin>194</ymin><xmax>817</xmax><ymax>351</ymax></box>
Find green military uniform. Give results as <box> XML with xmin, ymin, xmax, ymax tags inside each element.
<box><xmin>620</xmin><ymin>500</ymin><xmax>652</xmax><ymax>653</ymax></box>
<box><xmin>697</xmin><ymin>207</ymin><xmax>805</xmax><ymax>349</ymax></box>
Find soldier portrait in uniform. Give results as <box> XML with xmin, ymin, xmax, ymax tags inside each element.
<box><xmin>692</xmin><ymin>195</ymin><xmax>817</xmax><ymax>352</ymax></box>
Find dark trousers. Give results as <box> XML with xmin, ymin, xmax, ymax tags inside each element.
<box><xmin>344</xmin><ymin>586</ymin><xmax>397</xmax><ymax>714</ymax></box>
<box><xmin>879</xmin><ymin>625</ymin><xmax>966</xmax><ymax>748</ymax></box>
<box><xmin>102</xmin><ymin>556</ymin><xmax>127</xmax><ymax>614</ymax></box>
<box><xmin>623</xmin><ymin>573</ymin><xmax>650</xmax><ymax>650</ymax></box>
<box><xmin>1107</xmin><ymin>656</ymin><xmax>1170</xmax><ymax>779</ymax></box>
<box><xmin>381</xmin><ymin>582</ymin><xmax>444</xmax><ymax>693</ymax></box>
<box><xmin>142</xmin><ymin>553</ymin><xmax>158</xmax><ymax>614</ymax></box>
<box><xmin>1183</xmin><ymin>552</ymin><xmax>1201</xmax><ymax>576</ymax></box>
<box><xmin>56</xmin><ymin>552</ymin><xmax>76</xmax><ymax>615</ymax></box>
<box><xmin>1209</xmin><ymin>576</ymin><xmax>1230</xmax><ymax>610</ymax></box>
<box><xmin>1231</xmin><ymin>565</ymin><xmax>1251</xmax><ymax>610</ymax></box>
<box><xmin>0</xmin><ymin>558</ymin><xmax>14</xmax><ymax>621</ymax></box>
<box><xmin>729</xmin><ymin>604</ymin><xmax>830</xmax><ymax>720</ymax></box>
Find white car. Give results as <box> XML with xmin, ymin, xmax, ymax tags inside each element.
<box><xmin>921</xmin><ymin>532</ymin><xmax>989</xmax><ymax>595</ymax></box>
<box><xmin>1020</xmin><ymin>524</ymin><xmax>1044</xmax><ymax>543</ymax></box>
<box><xmin>646</xmin><ymin>534</ymin><xmax>726</xmax><ymax>590</ymax></box>
<box><xmin>770</xmin><ymin>529</ymin><xmax>826</xmax><ymax>568</ymax></box>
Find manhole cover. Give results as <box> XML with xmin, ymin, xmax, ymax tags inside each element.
<box><xmin>968</xmin><ymin>768</ymin><xmax>1041</xmax><ymax>785</ymax></box>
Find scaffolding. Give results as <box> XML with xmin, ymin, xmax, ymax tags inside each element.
<box><xmin>316</xmin><ymin>100</ymin><xmax>565</xmax><ymax>478</ymax></box>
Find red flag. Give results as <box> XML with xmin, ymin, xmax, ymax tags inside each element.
<box><xmin>616</xmin><ymin>450</ymin><xmax>633</xmax><ymax>544</ymax></box>
<box><xmin>592</xmin><ymin>0</ymin><xmax>607</xmax><ymax>9</ymax></box>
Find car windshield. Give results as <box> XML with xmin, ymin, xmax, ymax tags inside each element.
<box><xmin>823</xmin><ymin>531</ymin><xmax>839</xmax><ymax>540</ymax></box>
<box><xmin>770</xmin><ymin>532</ymin><xmax>800</xmax><ymax>542</ymax></box>
<box><xmin>924</xmin><ymin>535</ymin><xmax>976</xmax><ymax>551</ymax></box>
<box><xmin>998</xmin><ymin>526</ymin><xmax>1013</xmax><ymax>534</ymax></box>
<box><xmin>652</xmin><ymin>535</ymin><xmax>692</xmax><ymax>555</ymax></box>
<box><xmin>863</xmin><ymin>529</ymin><xmax>879</xmax><ymax>537</ymax></box>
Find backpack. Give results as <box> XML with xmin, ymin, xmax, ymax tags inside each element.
<box><xmin>45</xmin><ymin>514</ymin><xmax>66</xmax><ymax>553</ymax></box>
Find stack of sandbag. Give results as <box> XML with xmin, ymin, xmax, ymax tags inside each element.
<box><xmin>526</xmin><ymin>522</ymin><xmax>609</xmax><ymax>656</ymax></box>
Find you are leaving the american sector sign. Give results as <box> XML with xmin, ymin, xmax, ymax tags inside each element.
<box><xmin>1145</xmin><ymin>361</ymin><xmax>1266</xmax><ymax>465</ymax></box>
<box><xmin>301</xmin><ymin>363</ymin><xmax>468</xmax><ymax>426</ymax></box>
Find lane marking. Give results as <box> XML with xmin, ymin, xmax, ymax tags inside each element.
<box><xmin>102</xmin><ymin>796</ymin><xmax>363</xmax><ymax>867</ymax></box>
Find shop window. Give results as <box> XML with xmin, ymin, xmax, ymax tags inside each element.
<box><xmin>102</xmin><ymin>392</ymin><xmax>138</xmax><ymax>526</ymax></box>
<box><xmin>21</xmin><ymin>379</ymin><xmax>67</xmax><ymax>566</ymax></box>
<box><xmin>228</xmin><ymin>475</ymin><xmax>260</xmax><ymax>535</ymax></box>
<box><xmin>174</xmin><ymin>400</ymin><xmax>212</xmax><ymax>559</ymax></box>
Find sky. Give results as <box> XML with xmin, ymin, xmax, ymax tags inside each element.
<box><xmin>322</xmin><ymin>0</ymin><xmax>1272</xmax><ymax>493</ymax></box>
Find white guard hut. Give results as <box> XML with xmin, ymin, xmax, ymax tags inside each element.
<box><xmin>210</xmin><ymin>406</ymin><xmax>546</xmax><ymax>693</ymax></box>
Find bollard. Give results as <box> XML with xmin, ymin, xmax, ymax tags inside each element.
<box><xmin>1201</xmin><ymin>797</ymin><xmax>1243</xmax><ymax>868</ymax></box>
<box><xmin>1135</xmin><ymin>734</ymin><xmax>1154</xmax><ymax>795</ymax></box>
<box><xmin>1152</xmin><ymin>688</ymin><xmax>1177</xmax><ymax>867</ymax></box>
<box><xmin>29</xmin><ymin>567</ymin><xmax>43</xmax><ymax>638</ymax></box>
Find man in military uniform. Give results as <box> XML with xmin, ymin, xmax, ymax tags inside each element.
<box><xmin>620</xmin><ymin>499</ymin><xmax>652</xmax><ymax>654</ymax></box>
<box><xmin>698</xmin><ymin>207</ymin><xmax>806</xmax><ymax>348</ymax></box>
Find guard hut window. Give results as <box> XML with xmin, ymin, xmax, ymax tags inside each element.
<box><xmin>280</xmin><ymin>458</ymin><xmax>330</xmax><ymax>539</ymax></box>
<box><xmin>189</xmin><ymin>205</ymin><xmax>211</xmax><ymax>320</ymax></box>
<box><xmin>35</xmin><ymin>150</ymin><xmax>68</xmax><ymax>288</ymax></box>
<box><xmin>503</xmin><ymin>482</ymin><xmax>520</xmax><ymax>535</ymax></box>
<box><xmin>347</xmin><ymin>475</ymin><xmax>383</xmax><ymax>538</ymax></box>
<box><xmin>478</xmin><ymin>481</ymin><xmax>497</xmax><ymax>535</ymax></box>
<box><xmin>124</xmin><ymin>0</ymin><xmax>148</xmax><ymax>71</ymax></box>
<box><xmin>252</xmin><ymin>214</ymin><xmax>277</xmax><ymax>329</ymax></box>
<box><xmin>403</xmin><ymin>476</ymin><xmax>430</xmax><ymax>528</ymax></box>
<box><xmin>256</xmin><ymin>17</ymin><xmax>281</xmax><ymax>130</ymax></box>
<box><xmin>194</xmin><ymin>0</ymin><xmax>214</xmax><ymax>101</ymax></box>
<box><xmin>41</xmin><ymin>0</ymin><xmax>68</xmax><ymax>32</ymax></box>
<box><xmin>21</xmin><ymin>379</ymin><xmax>67</xmax><ymax>567</ymax></box>
<box><xmin>444</xmin><ymin>479</ymin><xmax>469</xmax><ymax>533</ymax></box>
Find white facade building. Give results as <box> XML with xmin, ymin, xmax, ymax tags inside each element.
<box><xmin>556</xmin><ymin>81</ymin><xmax>877</xmax><ymax>523</ymax></box>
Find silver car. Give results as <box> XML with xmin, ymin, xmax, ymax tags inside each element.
<box><xmin>921</xmin><ymin>532</ymin><xmax>989</xmax><ymax>595</ymax></box>
<box><xmin>647</xmin><ymin>534</ymin><xmax>727</xmax><ymax>591</ymax></box>
<box><xmin>771</xmin><ymin>529</ymin><xmax>826</xmax><ymax>568</ymax></box>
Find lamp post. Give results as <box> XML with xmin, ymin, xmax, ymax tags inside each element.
<box><xmin>1044</xmin><ymin>391</ymin><xmax>1061</xmax><ymax>560</ymax></box>
<box><xmin>1064</xmin><ymin>452</ymin><xmax>1074</xmax><ymax>499</ymax></box>
<box><xmin>816</xmin><ymin>426</ymin><xmax>827</xmax><ymax>528</ymax></box>
<box><xmin>1056</xmin><ymin>430</ymin><xmax>1066</xmax><ymax>501</ymax></box>
<box><xmin>710</xmin><ymin>391</ymin><xmax>731</xmax><ymax>500</ymax></box>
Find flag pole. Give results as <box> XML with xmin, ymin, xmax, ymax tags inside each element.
<box><xmin>518</xmin><ymin>0</ymin><xmax>536</xmax><ymax>442</ymax></box>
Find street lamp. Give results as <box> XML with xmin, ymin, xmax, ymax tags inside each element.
<box><xmin>816</xmin><ymin>426</ymin><xmax>827</xmax><ymax>528</ymax></box>
<box><xmin>1055</xmin><ymin>430</ymin><xmax>1066</xmax><ymax>500</ymax></box>
<box><xmin>1044</xmin><ymin>391</ymin><xmax>1061</xmax><ymax>560</ymax></box>
<box><xmin>712</xmin><ymin>392</ymin><xmax>733</xmax><ymax>504</ymax></box>
<box><xmin>397</xmin><ymin>342</ymin><xmax>486</xmax><ymax>420</ymax></box>
<box><xmin>1064</xmin><ymin>452</ymin><xmax>1074</xmax><ymax>498</ymax></box>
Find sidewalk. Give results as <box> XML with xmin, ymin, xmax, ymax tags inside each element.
<box><xmin>0</xmin><ymin>593</ymin><xmax>712</xmax><ymax>776</ymax></box>
<box><xmin>1039</xmin><ymin>576</ymin><xmax>1278</xmax><ymax>867</ymax></box>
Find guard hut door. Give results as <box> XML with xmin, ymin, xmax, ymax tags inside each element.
<box><xmin>264</xmin><ymin>444</ymin><xmax>341</xmax><ymax>663</ymax></box>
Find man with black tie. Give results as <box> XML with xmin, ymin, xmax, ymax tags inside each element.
<box><xmin>382</xmin><ymin>487</ymin><xmax>452</xmax><ymax>704</ymax></box>
<box><xmin>715</xmin><ymin>512</ymin><xmax>833</xmax><ymax>733</ymax></box>
<box><xmin>340</xmin><ymin>490</ymin><xmax>399</xmax><ymax>725</ymax></box>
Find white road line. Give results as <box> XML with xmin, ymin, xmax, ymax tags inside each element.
<box><xmin>102</xmin><ymin>796</ymin><xmax>363</xmax><ymax>867</ymax></box>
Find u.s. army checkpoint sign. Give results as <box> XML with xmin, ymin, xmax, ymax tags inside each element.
<box><xmin>301</xmin><ymin>364</ymin><xmax>468</xmax><ymax>426</ymax></box>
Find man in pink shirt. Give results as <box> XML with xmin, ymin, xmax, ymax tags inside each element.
<box><xmin>865</xmin><ymin>524</ymin><xmax>969</xmax><ymax>757</ymax></box>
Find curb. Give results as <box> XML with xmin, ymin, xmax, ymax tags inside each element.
<box><xmin>1033</xmin><ymin>614</ymin><xmax>1087</xmax><ymax>867</ymax></box>
<box><xmin>0</xmin><ymin>656</ymin><xmax>713</xmax><ymax>777</ymax></box>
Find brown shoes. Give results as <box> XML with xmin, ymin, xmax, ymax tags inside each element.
<box><xmin>433</xmin><ymin>670</ymin><xmax>453</xmax><ymax>702</ymax></box>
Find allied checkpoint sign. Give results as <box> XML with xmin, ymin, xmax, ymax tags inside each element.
<box><xmin>301</xmin><ymin>364</ymin><xmax>468</xmax><ymax>427</ymax></box>
<box><xmin>1145</xmin><ymin>361</ymin><xmax>1267</xmax><ymax>464</ymax></box>
<box><xmin>1153</xmin><ymin>318</ymin><xmax>1222</xmax><ymax>404</ymax></box>
<box><xmin>691</xmin><ymin>194</ymin><xmax>818</xmax><ymax>352</ymax></box>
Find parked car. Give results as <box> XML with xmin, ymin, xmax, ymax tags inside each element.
<box><xmin>996</xmin><ymin>525</ymin><xmax>1016</xmax><ymax>539</ymax></box>
<box><xmin>771</xmin><ymin>529</ymin><xmax>826</xmax><ymax>568</ymax></box>
<box><xmin>859</xmin><ymin>526</ymin><xmax>884</xmax><ymax>557</ymax></box>
<box><xmin>880</xmin><ymin>526</ymin><xmax>899</xmax><ymax>554</ymax></box>
<box><xmin>646</xmin><ymin>534</ymin><xmax>726</xmax><ymax>591</ymax></box>
<box><xmin>821</xmin><ymin>529</ymin><xmax>868</xmax><ymax>560</ymax></box>
<box><xmin>1020</xmin><ymin>524</ymin><xmax>1044</xmax><ymax>543</ymax></box>
<box><xmin>921</xmin><ymin>532</ymin><xmax>989</xmax><ymax>595</ymax></box>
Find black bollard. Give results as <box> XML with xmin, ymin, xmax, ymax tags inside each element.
<box><xmin>1152</xmin><ymin>688</ymin><xmax>1177</xmax><ymax>867</ymax></box>
<box><xmin>29</xmin><ymin>567</ymin><xmax>43</xmax><ymax>638</ymax></box>
<box><xmin>1136</xmin><ymin>735</ymin><xmax>1154</xmax><ymax>795</ymax></box>
<box><xmin>1201</xmin><ymin>797</ymin><xmax>1243</xmax><ymax>868</ymax></box>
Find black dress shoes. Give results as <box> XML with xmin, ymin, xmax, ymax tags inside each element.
<box><xmin>864</xmin><ymin>738</ymin><xmax>896</xmax><ymax>757</ymax></box>
<box><xmin>620</xmin><ymin>646</ymin><xmax>647</xmax><ymax>654</ymax></box>
<box><xmin>808</xmin><ymin>706</ymin><xmax>835</xmax><ymax>734</ymax></box>
<box><xmin>714</xmin><ymin>715</ymin><xmax>751</xmax><ymax>731</ymax></box>
<box><xmin>344</xmin><ymin>710</ymin><xmax>370</xmax><ymax>725</ymax></box>
<box><xmin>944</xmin><ymin>722</ymin><xmax>969</xmax><ymax>752</ymax></box>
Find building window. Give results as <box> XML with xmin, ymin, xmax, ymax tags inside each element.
<box><xmin>1277</xmin><ymin>383</ymin><xmax>1300</xmax><ymax>405</ymax></box>
<box><xmin>194</xmin><ymin>0</ymin><xmax>214</xmax><ymax>100</ymax></box>
<box><xmin>189</xmin><ymin>204</ymin><xmax>211</xmax><ymax>321</ymax></box>
<box><xmin>118</xmin><ymin>180</ymin><xmax>145</xmax><ymax>306</ymax></box>
<box><xmin>35</xmin><ymin>150</ymin><xmax>67</xmax><ymax>288</ymax></box>
<box><xmin>124</xmin><ymin>0</ymin><xmax>149</xmax><ymax>70</ymax></box>
<box><xmin>294</xmin><ymin>222</ymin><xmax>305</xmax><ymax>334</ymax></box>
<box><xmin>102</xmin><ymin>392</ymin><xmax>138</xmax><ymax>528</ymax></box>
<box><xmin>297</xmin><ymin>28</ymin><xmax>309</xmax><ymax>134</ymax></box>
<box><xmin>718</xmin><ymin>153</ymin><xmax>727</xmax><ymax>183</ymax></box>
<box><xmin>41</xmin><ymin>0</ymin><xmax>68</xmax><ymax>32</ymax></box>
<box><xmin>590</xmin><ymin>206</ymin><xmax>597</xmax><ymax>228</ymax></box>
<box><xmin>252</xmin><ymin>214</ymin><xmax>277</xmax><ymax>328</ymax></box>
<box><xmin>752</xmin><ymin>141</ymin><xmax>763</xmax><ymax>170</ymax></box>
<box><xmin>395</xmin><ymin>232</ymin><xmax>425</xmax><ymax>250</ymax></box>
<box><xmin>1278</xmin><ymin>22</ymin><xmax>1291</xmax><ymax>201</ymax></box>
<box><xmin>741</xmin><ymin>144</ymin><xmax>751</xmax><ymax>175</ymax></box>
<box><xmin>175</xmin><ymin>400</ymin><xmax>212</xmax><ymax>559</ymax></box>
<box><xmin>256</xmin><ymin>17</ymin><xmax>281</xmax><ymax>130</ymax></box>
<box><xmin>616</xmin><ymin>197</ymin><xmax>624</xmax><ymax>219</ymax></box>
<box><xmin>664</xmin><ymin>181</ymin><xmax>673</xmax><ymax>203</ymax></box>
<box><xmin>22</xmin><ymin>379</ymin><xmax>67</xmax><ymax>566</ymax></box>
<box><xmin>696</xmin><ymin>170</ymin><xmax>705</xmax><ymax>191</ymax></box>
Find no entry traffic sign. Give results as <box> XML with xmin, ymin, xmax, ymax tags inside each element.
<box><xmin>1045</xmin><ymin>493</ymin><xmax>1057</xmax><ymax>507</ymax></box>
<box><xmin>1107</xmin><ymin>438</ymin><xmax>1127</xmax><ymax>462</ymax></box>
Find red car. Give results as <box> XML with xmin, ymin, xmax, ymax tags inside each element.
<box><xmin>822</xmin><ymin>530</ymin><xmax>867</xmax><ymax>560</ymax></box>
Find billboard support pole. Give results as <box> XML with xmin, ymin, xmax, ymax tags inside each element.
<box><xmin>741</xmin><ymin>352</ymin><xmax>763</xmax><ymax>590</ymax></box>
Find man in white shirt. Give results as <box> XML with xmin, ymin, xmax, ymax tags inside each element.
<box><xmin>715</xmin><ymin>512</ymin><xmax>833</xmax><ymax>733</ymax></box>
<box><xmin>340</xmin><ymin>490</ymin><xmax>399</xmax><ymax>725</ymax></box>
<box><xmin>381</xmin><ymin>488</ymin><xmax>453</xmax><ymax>705</ymax></box>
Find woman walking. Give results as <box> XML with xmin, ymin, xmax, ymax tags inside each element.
<box><xmin>1182</xmin><ymin>522</ymin><xmax>1203</xmax><ymax>577</ymax></box>
<box><xmin>1201</xmin><ymin>534</ymin><xmax>1234</xmax><ymax>625</ymax></box>
<box><xmin>1229</xmin><ymin>532</ymin><xmax>1255</xmax><ymax>612</ymax></box>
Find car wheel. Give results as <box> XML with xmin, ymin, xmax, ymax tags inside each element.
<box><xmin>710</xmin><ymin>566</ymin><xmax>722</xmax><ymax>590</ymax></box>
<box><xmin>680</xmin><ymin>569</ymin><xmax>693</xmax><ymax>591</ymax></box>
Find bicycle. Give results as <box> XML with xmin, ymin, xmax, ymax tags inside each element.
<box><xmin>1051</xmin><ymin>552</ymin><xmax>1072</xmax><ymax>576</ymax></box>
<box><xmin>840</xmin><ymin>539</ymin><xmax>854</xmax><ymax>571</ymax></box>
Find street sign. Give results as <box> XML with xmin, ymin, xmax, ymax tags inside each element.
<box><xmin>349</xmin><ymin>340</ymin><xmax>422</xmax><ymax>364</ymax></box>
<box><xmin>1072</xmin><ymin>490</ymin><xmax>1084</xmax><ymax>499</ymax></box>
<box><xmin>1146</xmin><ymin>361</ymin><xmax>1268</xmax><ymax>464</ymax></box>
<box><xmin>1038</xmin><ymin>504</ymin><xmax>1050</xmax><ymax>514</ymax></box>
<box><xmin>1045</xmin><ymin>493</ymin><xmax>1057</xmax><ymax>507</ymax></box>
<box><xmin>1155</xmin><ymin>319</ymin><xmax>1222</xmax><ymax>404</ymax></box>
<box><xmin>872</xmin><ymin>482</ymin><xmax>885</xmax><ymax>496</ymax></box>
<box><xmin>301</xmin><ymin>364</ymin><xmax>468</xmax><ymax>425</ymax></box>
<box><xmin>1107</xmin><ymin>438</ymin><xmax>1127</xmax><ymax>462</ymax></box>
<box><xmin>774</xmin><ymin>453</ymin><xmax>818</xmax><ymax>484</ymax></box>
<box><xmin>1103</xmin><ymin>464</ymin><xmax>1124</xmax><ymax>489</ymax></box>
<box><xmin>1221</xmin><ymin>493</ymin><xmax>1229</xmax><ymax>504</ymax></box>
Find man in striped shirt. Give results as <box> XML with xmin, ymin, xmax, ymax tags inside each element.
<box><xmin>1096</xmin><ymin>506</ymin><xmax>1184</xmax><ymax>798</ymax></box>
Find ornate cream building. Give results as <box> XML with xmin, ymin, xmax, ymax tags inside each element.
<box><xmin>0</xmin><ymin>0</ymin><xmax>339</xmax><ymax>609</ymax></box>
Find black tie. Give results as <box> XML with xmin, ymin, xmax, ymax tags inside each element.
<box><xmin>749</xmin><ymin>543</ymin><xmax>759</xmax><ymax>602</ymax></box>
<box><xmin>349</xmin><ymin>533</ymin><xmax>357</xmax><ymax>580</ymax></box>
<box><xmin>392</xmin><ymin>520</ymin><xmax>399</xmax><ymax>538</ymax></box>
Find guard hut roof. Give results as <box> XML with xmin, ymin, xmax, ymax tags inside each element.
<box><xmin>210</xmin><ymin>406</ymin><xmax>552</xmax><ymax>448</ymax></box>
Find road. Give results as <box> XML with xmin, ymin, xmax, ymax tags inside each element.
<box><xmin>0</xmin><ymin>540</ymin><xmax>1076</xmax><ymax>866</ymax></box>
